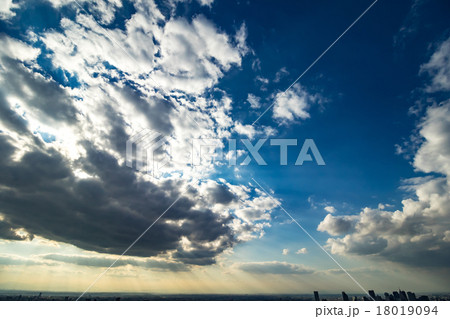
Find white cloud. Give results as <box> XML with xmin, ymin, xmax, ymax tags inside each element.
<box><xmin>274</xmin><ymin>67</ymin><xmax>289</xmax><ymax>83</ymax></box>
<box><xmin>233</xmin><ymin>120</ymin><xmax>274</xmax><ymax>139</ymax></box>
<box><xmin>324</xmin><ymin>206</ymin><xmax>336</xmax><ymax>214</ymax></box>
<box><xmin>0</xmin><ymin>2</ymin><xmax>275</xmax><ymax>268</ymax></box>
<box><xmin>30</xmin><ymin>1</ymin><xmax>249</xmax><ymax>178</ymax></box>
<box><xmin>413</xmin><ymin>103</ymin><xmax>450</xmax><ymax>176</ymax></box>
<box><xmin>295</xmin><ymin>248</ymin><xmax>308</xmax><ymax>254</ymax></box>
<box><xmin>0</xmin><ymin>35</ymin><xmax>40</xmax><ymax>62</ymax></box>
<box><xmin>318</xmin><ymin>38</ymin><xmax>450</xmax><ymax>267</ymax></box>
<box><xmin>41</xmin><ymin>6</ymin><xmax>245</xmax><ymax>96</ymax></box>
<box><xmin>420</xmin><ymin>37</ymin><xmax>450</xmax><ymax>92</ymax></box>
<box><xmin>272</xmin><ymin>84</ymin><xmax>319</xmax><ymax>124</ymax></box>
<box><xmin>256</xmin><ymin>76</ymin><xmax>269</xmax><ymax>84</ymax></box>
<box><xmin>48</xmin><ymin>0</ymin><xmax>123</xmax><ymax>25</ymax></box>
<box><xmin>0</xmin><ymin>0</ymin><xmax>19</xmax><ymax>19</ymax></box>
<box><xmin>282</xmin><ymin>248</ymin><xmax>289</xmax><ymax>255</ymax></box>
<box><xmin>318</xmin><ymin>101</ymin><xmax>450</xmax><ymax>267</ymax></box>
<box><xmin>154</xmin><ymin>15</ymin><xmax>244</xmax><ymax>94</ymax></box>
<box><xmin>251</xmin><ymin>58</ymin><xmax>261</xmax><ymax>71</ymax></box>
<box><xmin>41</xmin><ymin>11</ymin><xmax>159</xmax><ymax>80</ymax></box>
<box><xmin>317</xmin><ymin>214</ymin><xmax>357</xmax><ymax>236</ymax></box>
<box><xmin>234</xmin><ymin>206</ymin><xmax>272</xmax><ymax>224</ymax></box>
<box><xmin>235</xmin><ymin>22</ymin><xmax>249</xmax><ymax>56</ymax></box>
<box><xmin>247</xmin><ymin>93</ymin><xmax>261</xmax><ymax>109</ymax></box>
<box><xmin>197</xmin><ymin>0</ymin><xmax>214</xmax><ymax>7</ymax></box>
<box><xmin>233</xmin><ymin>122</ymin><xmax>257</xmax><ymax>139</ymax></box>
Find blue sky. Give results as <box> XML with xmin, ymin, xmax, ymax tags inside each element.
<box><xmin>0</xmin><ymin>0</ymin><xmax>449</xmax><ymax>295</ymax></box>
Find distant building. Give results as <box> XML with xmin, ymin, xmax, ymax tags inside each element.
<box><xmin>314</xmin><ymin>291</ymin><xmax>320</xmax><ymax>301</ymax></box>
<box><xmin>342</xmin><ymin>291</ymin><xmax>349</xmax><ymax>301</ymax></box>
<box><xmin>400</xmin><ymin>290</ymin><xmax>407</xmax><ymax>301</ymax></box>
<box><xmin>393</xmin><ymin>291</ymin><xmax>400</xmax><ymax>301</ymax></box>
<box><xmin>307</xmin><ymin>289</ymin><xmax>437</xmax><ymax>302</ymax></box>
<box><xmin>418</xmin><ymin>295</ymin><xmax>430</xmax><ymax>301</ymax></box>
<box><xmin>407</xmin><ymin>292</ymin><xmax>416</xmax><ymax>301</ymax></box>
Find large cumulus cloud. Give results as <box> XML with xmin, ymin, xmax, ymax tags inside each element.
<box><xmin>0</xmin><ymin>0</ymin><xmax>276</xmax><ymax>268</ymax></box>
<box><xmin>318</xmin><ymin>37</ymin><xmax>450</xmax><ymax>268</ymax></box>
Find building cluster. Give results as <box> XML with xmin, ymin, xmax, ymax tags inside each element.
<box><xmin>314</xmin><ymin>290</ymin><xmax>441</xmax><ymax>301</ymax></box>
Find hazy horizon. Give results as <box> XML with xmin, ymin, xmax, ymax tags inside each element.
<box><xmin>0</xmin><ymin>0</ymin><xmax>449</xmax><ymax>298</ymax></box>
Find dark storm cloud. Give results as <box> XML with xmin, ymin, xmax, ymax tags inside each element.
<box><xmin>0</xmin><ymin>137</ymin><xmax>236</xmax><ymax>265</ymax></box>
<box><xmin>0</xmin><ymin>142</ymin><xmax>71</xmax><ymax>189</ymax></box>
<box><xmin>173</xmin><ymin>219</ymin><xmax>234</xmax><ymax>265</ymax></box>
<box><xmin>379</xmin><ymin>243</ymin><xmax>450</xmax><ymax>268</ymax></box>
<box><xmin>332</xmin><ymin>234</ymin><xmax>450</xmax><ymax>268</ymax></box>
<box><xmin>0</xmin><ymin>218</ymin><xmax>33</xmax><ymax>241</ymax></box>
<box><xmin>40</xmin><ymin>253</ymin><xmax>190</xmax><ymax>271</ymax></box>
<box><xmin>173</xmin><ymin>249</ymin><xmax>223</xmax><ymax>266</ymax></box>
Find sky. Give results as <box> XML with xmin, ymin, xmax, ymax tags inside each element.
<box><xmin>0</xmin><ymin>0</ymin><xmax>449</xmax><ymax>295</ymax></box>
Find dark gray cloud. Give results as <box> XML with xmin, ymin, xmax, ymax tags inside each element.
<box><xmin>317</xmin><ymin>214</ymin><xmax>356</xmax><ymax>236</ymax></box>
<box><xmin>339</xmin><ymin>235</ymin><xmax>389</xmax><ymax>256</ymax></box>
<box><xmin>379</xmin><ymin>240</ymin><xmax>450</xmax><ymax>268</ymax></box>
<box><xmin>0</xmin><ymin>89</ymin><xmax>29</xmax><ymax>135</ymax></box>
<box><xmin>0</xmin><ymin>55</ymin><xmax>78</xmax><ymax>124</ymax></box>
<box><xmin>40</xmin><ymin>253</ymin><xmax>190</xmax><ymax>271</ymax></box>
<box><xmin>206</xmin><ymin>183</ymin><xmax>236</xmax><ymax>205</ymax></box>
<box><xmin>238</xmin><ymin>261</ymin><xmax>314</xmax><ymax>275</ymax></box>
<box><xmin>0</xmin><ymin>86</ymin><xmax>45</xmax><ymax>148</ymax></box>
<box><xmin>101</xmin><ymin>103</ymin><xmax>130</xmax><ymax>153</ymax></box>
<box><xmin>0</xmin><ymin>23</ymin><xmax>257</xmax><ymax>270</ymax></box>
<box><xmin>0</xmin><ymin>255</ymin><xmax>43</xmax><ymax>266</ymax></box>
<box><xmin>0</xmin><ymin>135</ymin><xmax>15</xmax><ymax>164</ymax></box>
<box><xmin>117</xmin><ymin>85</ymin><xmax>174</xmax><ymax>135</ymax></box>
<box><xmin>0</xmin><ymin>136</ymin><xmax>236</xmax><ymax>265</ymax></box>
<box><xmin>0</xmin><ymin>218</ymin><xmax>33</xmax><ymax>241</ymax></box>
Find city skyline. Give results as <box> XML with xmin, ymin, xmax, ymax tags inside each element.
<box><xmin>1</xmin><ymin>288</ymin><xmax>448</xmax><ymax>301</ymax></box>
<box><xmin>0</xmin><ymin>0</ymin><xmax>449</xmax><ymax>297</ymax></box>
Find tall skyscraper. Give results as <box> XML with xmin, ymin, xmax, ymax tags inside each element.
<box><xmin>393</xmin><ymin>291</ymin><xmax>400</xmax><ymax>301</ymax></box>
<box><xmin>368</xmin><ymin>290</ymin><xmax>376</xmax><ymax>301</ymax></box>
<box><xmin>342</xmin><ymin>291</ymin><xmax>349</xmax><ymax>301</ymax></box>
<box><xmin>314</xmin><ymin>291</ymin><xmax>320</xmax><ymax>301</ymax></box>
<box><xmin>400</xmin><ymin>290</ymin><xmax>407</xmax><ymax>301</ymax></box>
